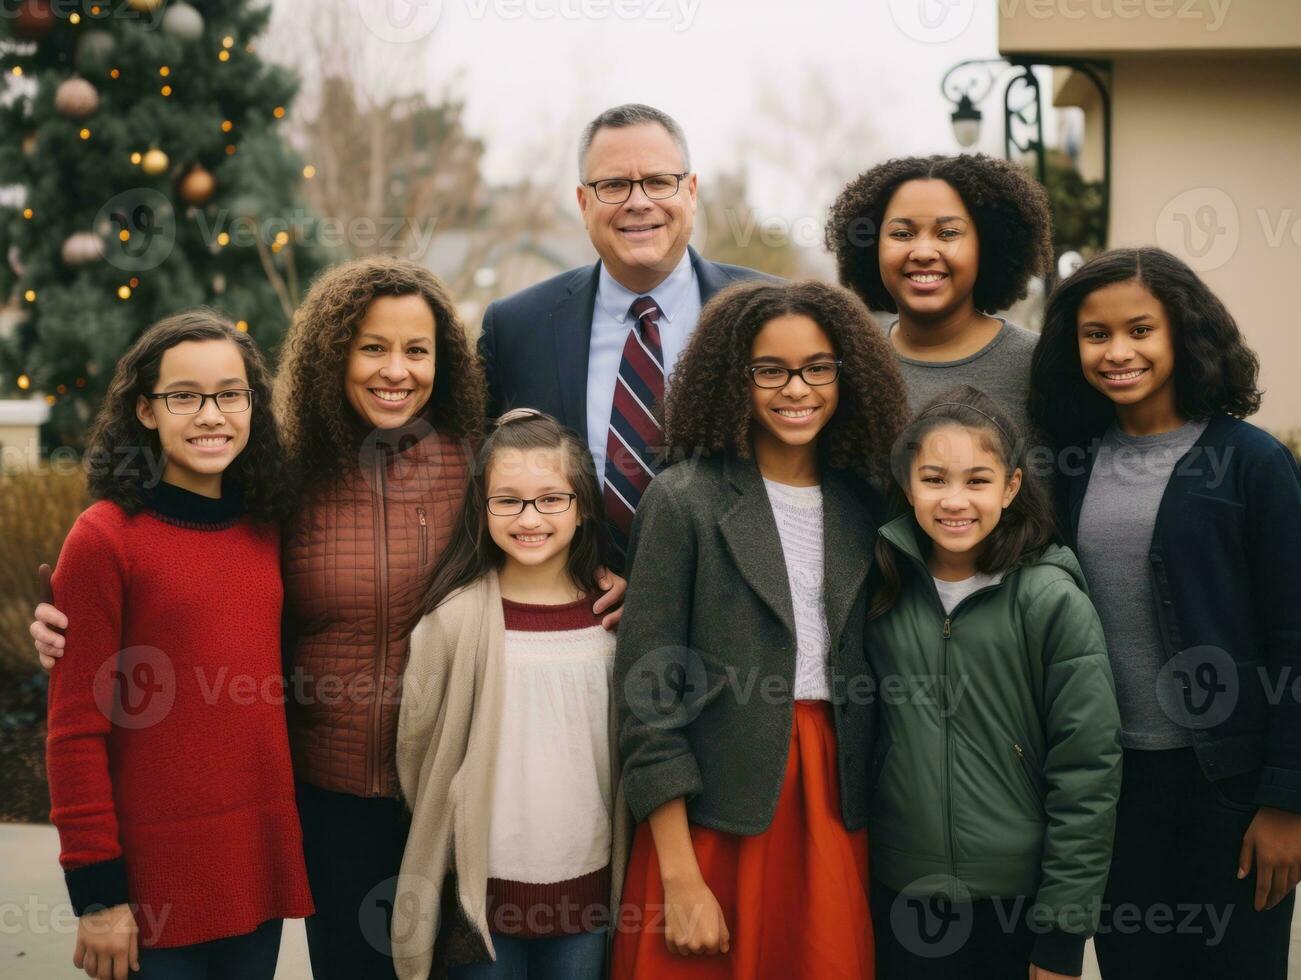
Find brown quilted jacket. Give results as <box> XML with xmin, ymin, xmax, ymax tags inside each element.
<box><xmin>283</xmin><ymin>422</ymin><xmax>471</xmax><ymax>798</ymax></box>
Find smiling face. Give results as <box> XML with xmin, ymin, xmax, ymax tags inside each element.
<box><xmin>879</xmin><ymin>178</ymin><xmax>980</xmax><ymax>320</ymax></box>
<box><xmin>486</xmin><ymin>446</ymin><xmax>582</xmax><ymax>572</ymax></box>
<box><xmin>1077</xmin><ymin>278</ymin><xmax>1178</xmax><ymax>420</ymax></box>
<box><xmin>344</xmin><ymin>293</ymin><xmax>437</xmax><ymax>430</ymax></box>
<box><xmin>906</xmin><ymin>424</ymin><xmax>1022</xmax><ymax>566</ymax></box>
<box><xmin>747</xmin><ymin>313</ymin><xmax>840</xmax><ymax>458</ymax></box>
<box><xmin>136</xmin><ymin>338</ymin><xmax>252</xmax><ymax>498</ymax></box>
<box><xmin>577</xmin><ymin>122</ymin><xmax>697</xmax><ymax>294</ymax></box>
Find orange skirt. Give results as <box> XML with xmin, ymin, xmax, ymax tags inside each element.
<box><xmin>611</xmin><ymin>700</ymin><xmax>874</xmax><ymax>980</ymax></box>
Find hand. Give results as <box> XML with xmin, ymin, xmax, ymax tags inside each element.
<box><xmin>1238</xmin><ymin>806</ymin><xmax>1301</xmax><ymax>910</ymax></box>
<box><xmin>592</xmin><ymin>567</ymin><xmax>627</xmax><ymax>631</ymax></box>
<box><xmin>662</xmin><ymin>874</ymin><xmax>730</xmax><ymax>956</ymax></box>
<box><xmin>33</xmin><ymin>563</ymin><xmax>68</xmax><ymax>671</ymax></box>
<box><xmin>1029</xmin><ymin>965</ymin><xmax>1078</xmax><ymax>979</ymax></box>
<box><xmin>74</xmin><ymin>903</ymin><xmax>139</xmax><ymax>979</ymax></box>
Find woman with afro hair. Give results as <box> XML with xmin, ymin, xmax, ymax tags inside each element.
<box><xmin>610</xmin><ymin>278</ymin><xmax>909</xmax><ymax>979</ymax></box>
<box><xmin>825</xmin><ymin>153</ymin><xmax>1052</xmax><ymax>436</ymax></box>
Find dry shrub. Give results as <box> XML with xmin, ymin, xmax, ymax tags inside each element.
<box><xmin>0</xmin><ymin>465</ymin><xmax>88</xmax><ymax>675</ymax></box>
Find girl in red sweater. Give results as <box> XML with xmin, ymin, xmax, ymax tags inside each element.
<box><xmin>47</xmin><ymin>310</ymin><xmax>313</xmax><ymax>979</ymax></box>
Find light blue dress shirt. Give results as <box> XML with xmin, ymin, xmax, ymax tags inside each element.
<box><xmin>585</xmin><ymin>250</ymin><xmax>702</xmax><ymax>480</ymax></box>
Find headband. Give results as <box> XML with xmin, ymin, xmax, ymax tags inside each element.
<box><xmin>916</xmin><ymin>401</ymin><xmax>1015</xmax><ymax>446</ymax></box>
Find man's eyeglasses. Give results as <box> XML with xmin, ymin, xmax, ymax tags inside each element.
<box><xmin>487</xmin><ymin>493</ymin><xmax>578</xmax><ymax>517</ymax></box>
<box><xmin>584</xmin><ymin>173</ymin><xmax>690</xmax><ymax>205</ymax></box>
<box><xmin>146</xmin><ymin>389</ymin><xmax>254</xmax><ymax>415</ymax></box>
<box><xmin>745</xmin><ymin>361</ymin><xmax>842</xmax><ymax>389</ymax></box>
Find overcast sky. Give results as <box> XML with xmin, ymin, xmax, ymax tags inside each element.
<box><xmin>270</xmin><ymin>0</ymin><xmax>1060</xmax><ymax>231</ymax></box>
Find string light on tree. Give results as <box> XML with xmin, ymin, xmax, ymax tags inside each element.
<box><xmin>17</xmin><ymin>375</ymin><xmax>31</xmax><ymax>391</ymax></box>
<box><xmin>117</xmin><ymin>285</ymin><xmax>132</xmax><ymax>299</ymax></box>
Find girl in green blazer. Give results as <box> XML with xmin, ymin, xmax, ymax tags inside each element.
<box><xmin>611</xmin><ymin>279</ymin><xmax>910</xmax><ymax>979</ymax></box>
<box><xmin>866</xmin><ymin>385</ymin><xmax>1121</xmax><ymax>980</ymax></box>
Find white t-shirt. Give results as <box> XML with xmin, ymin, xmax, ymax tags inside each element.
<box><xmin>763</xmin><ymin>478</ymin><xmax>832</xmax><ymax>701</ymax></box>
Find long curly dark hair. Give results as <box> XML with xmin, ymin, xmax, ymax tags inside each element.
<box><xmin>824</xmin><ymin>153</ymin><xmax>1053</xmax><ymax>314</ymax></box>
<box><xmin>1028</xmin><ymin>247</ymin><xmax>1262</xmax><ymax>455</ymax></box>
<box><xmin>662</xmin><ymin>279</ymin><xmax>909</xmax><ymax>485</ymax></box>
<box><xmin>870</xmin><ymin>385</ymin><xmax>1056</xmax><ymax>618</ymax></box>
<box><xmin>276</xmin><ymin>256</ymin><xmax>486</xmax><ymax>492</ymax></box>
<box><xmin>414</xmin><ymin>410</ymin><xmax>606</xmax><ymax>625</ymax></box>
<box><xmin>83</xmin><ymin>309</ymin><xmax>288</xmax><ymax>524</ymax></box>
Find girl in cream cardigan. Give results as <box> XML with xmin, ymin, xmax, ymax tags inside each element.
<box><xmin>393</xmin><ymin>410</ymin><xmax>630</xmax><ymax>980</ymax></box>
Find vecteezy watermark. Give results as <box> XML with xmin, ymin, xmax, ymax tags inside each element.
<box><xmin>1156</xmin><ymin>645</ymin><xmax>1240</xmax><ymax>731</ymax></box>
<box><xmin>353</xmin><ymin>0</ymin><xmax>702</xmax><ymax>39</ymax></box>
<box><xmin>96</xmin><ymin>189</ymin><xmax>177</xmax><ymax>274</ymax></box>
<box><xmin>1155</xmin><ymin>186</ymin><xmax>1240</xmax><ymax>273</ymax></box>
<box><xmin>0</xmin><ymin>0</ymin><xmax>166</xmax><ymax>28</ymax></box>
<box><xmin>887</xmin><ymin>0</ymin><xmax>977</xmax><ymax>45</ymax></box>
<box><xmin>620</xmin><ymin>649</ymin><xmax>971</xmax><ymax>727</ymax></box>
<box><xmin>996</xmin><ymin>0</ymin><xmax>1232</xmax><ymax>32</ymax></box>
<box><xmin>92</xmin><ymin>646</ymin><xmax>176</xmax><ymax>730</ymax></box>
<box><xmin>889</xmin><ymin>875</ymin><xmax>975</xmax><ymax>957</ymax></box>
<box><xmin>355</xmin><ymin>0</ymin><xmax>445</xmax><ymax>42</ymax></box>
<box><xmin>193</xmin><ymin>210</ymin><xmax>441</xmax><ymax>258</ymax></box>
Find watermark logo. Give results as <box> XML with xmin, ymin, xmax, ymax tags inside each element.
<box><xmin>356</xmin><ymin>0</ymin><xmax>444</xmax><ymax>43</ymax></box>
<box><xmin>92</xmin><ymin>646</ymin><xmax>175</xmax><ymax>730</ymax></box>
<box><xmin>95</xmin><ymin>189</ymin><xmax>176</xmax><ymax>273</ymax></box>
<box><xmin>889</xmin><ymin>875</ymin><xmax>973</xmax><ymax>957</ymax></box>
<box><xmin>888</xmin><ymin>0</ymin><xmax>976</xmax><ymax>44</ymax></box>
<box><xmin>1156</xmin><ymin>645</ymin><xmax>1238</xmax><ymax>730</ymax></box>
<box><xmin>1155</xmin><ymin>186</ymin><xmax>1239</xmax><ymax>272</ymax></box>
<box><xmin>622</xmin><ymin>645</ymin><xmax>711</xmax><ymax>730</ymax></box>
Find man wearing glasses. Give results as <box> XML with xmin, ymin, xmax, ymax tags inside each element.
<box><xmin>479</xmin><ymin>103</ymin><xmax>769</xmax><ymax>568</ymax></box>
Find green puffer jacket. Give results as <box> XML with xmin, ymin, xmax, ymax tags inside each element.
<box><xmin>866</xmin><ymin>516</ymin><xmax>1122</xmax><ymax>963</ymax></box>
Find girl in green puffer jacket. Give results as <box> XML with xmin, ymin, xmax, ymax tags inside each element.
<box><xmin>866</xmin><ymin>385</ymin><xmax>1122</xmax><ymax>980</ymax></box>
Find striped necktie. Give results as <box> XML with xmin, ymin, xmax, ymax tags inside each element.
<box><xmin>603</xmin><ymin>295</ymin><xmax>666</xmax><ymax>565</ymax></box>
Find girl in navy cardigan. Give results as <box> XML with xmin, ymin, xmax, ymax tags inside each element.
<box><xmin>1028</xmin><ymin>247</ymin><xmax>1301</xmax><ymax>980</ymax></box>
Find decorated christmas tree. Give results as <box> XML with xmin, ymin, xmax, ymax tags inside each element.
<box><xmin>0</xmin><ymin>0</ymin><xmax>328</xmax><ymax>447</ymax></box>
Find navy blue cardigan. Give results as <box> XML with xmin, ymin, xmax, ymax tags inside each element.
<box><xmin>1060</xmin><ymin>415</ymin><xmax>1301</xmax><ymax>812</ymax></box>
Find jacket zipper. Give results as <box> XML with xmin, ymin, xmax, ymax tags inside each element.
<box><xmin>899</xmin><ymin>549</ymin><xmax>1007</xmax><ymax>883</ymax></box>
<box><xmin>371</xmin><ymin>453</ymin><xmax>391</xmax><ymax>796</ymax></box>
<box><xmin>1012</xmin><ymin>741</ymin><xmax>1044</xmax><ymax>802</ymax></box>
<box><xmin>416</xmin><ymin>506</ymin><xmax>428</xmax><ymax>567</ymax></box>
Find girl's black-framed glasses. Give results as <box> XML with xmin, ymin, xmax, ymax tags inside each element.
<box><xmin>486</xmin><ymin>492</ymin><xmax>578</xmax><ymax>517</ymax></box>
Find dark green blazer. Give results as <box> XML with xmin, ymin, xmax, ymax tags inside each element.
<box><xmin>614</xmin><ymin>451</ymin><xmax>882</xmax><ymax>834</ymax></box>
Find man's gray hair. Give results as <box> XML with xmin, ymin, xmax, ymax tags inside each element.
<box><xmin>578</xmin><ymin>104</ymin><xmax>691</xmax><ymax>180</ymax></box>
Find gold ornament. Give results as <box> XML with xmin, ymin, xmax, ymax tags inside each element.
<box><xmin>126</xmin><ymin>0</ymin><xmax>163</xmax><ymax>10</ymax></box>
<box><xmin>141</xmin><ymin>148</ymin><xmax>170</xmax><ymax>176</ymax></box>
<box><xmin>178</xmin><ymin>166</ymin><xmax>216</xmax><ymax>205</ymax></box>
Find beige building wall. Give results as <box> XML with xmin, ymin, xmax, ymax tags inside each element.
<box><xmin>1001</xmin><ymin>0</ymin><xmax>1300</xmax><ymax>55</ymax></box>
<box><xmin>1102</xmin><ymin>55</ymin><xmax>1301</xmax><ymax>430</ymax></box>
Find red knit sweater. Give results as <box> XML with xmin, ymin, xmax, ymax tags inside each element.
<box><xmin>46</xmin><ymin>489</ymin><xmax>314</xmax><ymax>949</ymax></box>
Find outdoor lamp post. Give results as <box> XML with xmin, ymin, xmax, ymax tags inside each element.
<box><xmin>939</xmin><ymin>55</ymin><xmax>1112</xmax><ymax>248</ymax></box>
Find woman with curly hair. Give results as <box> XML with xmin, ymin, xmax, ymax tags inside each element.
<box><xmin>825</xmin><ymin>153</ymin><xmax>1052</xmax><ymax>435</ymax></box>
<box><xmin>1028</xmin><ymin>247</ymin><xmax>1301</xmax><ymax>980</ymax></box>
<box><xmin>610</xmin><ymin>279</ymin><xmax>909</xmax><ymax>979</ymax></box>
<box><xmin>46</xmin><ymin>311</ymin><xmax>313</xmax><ymax>978</ymax></box>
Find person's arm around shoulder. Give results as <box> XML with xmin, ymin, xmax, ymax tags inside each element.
<box><xmin>32</xmin><ymin>562</ymin><xmax>67</xmax><ymax>671</ymax></box>
<box><xmin>1023</xmin><ymin>571</ymin><xmax>1122</xmax><ymax>979</ymax></box>
<box><xmin>46</xmin><ymin>513</ymin><xmax>140</xmax><ymax>978</ymax></box>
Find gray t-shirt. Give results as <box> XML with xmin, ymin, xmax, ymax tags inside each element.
<box><xmin>1076</xmin><ymin>419</ymin><xmax>1209</xmax><ymax>750</ymax></box>
<box><xmin>888</xmin><ymin>318</ymin><xmax>1038</xmax><ymax>436</ymax></box>
<box><xmin>933</xmin><ymin>572</ymin><xmax>1003</xmax><ymax>615</ymax></box>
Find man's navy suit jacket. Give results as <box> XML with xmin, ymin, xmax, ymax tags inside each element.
<box><xmin>477</xmin><ymin>246</ymin><xmax>769</xmax><ymax>440</ymax></box>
